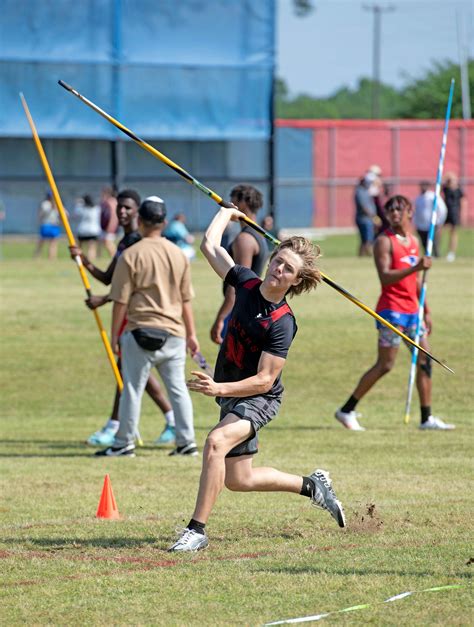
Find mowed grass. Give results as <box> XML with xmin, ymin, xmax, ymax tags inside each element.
<box><xmin>0</xmin><ymin>231</ymin><xmax>473</xmax><ymax>625</ymax></box>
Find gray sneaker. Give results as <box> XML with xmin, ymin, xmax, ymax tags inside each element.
<box><xmin>309</xmin><ymin>469</ymin><xmax>346</xmax><ymax>528</ymax></box>
<box><xmin>168</xmin><ymin>528</ymin><xmax>209</xmax><ymax>552</ymax></box>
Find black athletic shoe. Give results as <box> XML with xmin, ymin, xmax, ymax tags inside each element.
<box><xmin>309</xmin><ymin>469</ymin><xmax>346</xmax><ymax>528</ymax></box>
<box><xmin>168</xmin><ymin>443</ymin><xmax>199</xmax><ymax>457</ymax></box>
<box><xmin>95</xmin><ymin>444</ymin><xmax>136</xmax><ymax>457</ymax></box>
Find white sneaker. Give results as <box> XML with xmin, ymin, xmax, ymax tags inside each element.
<box><xmin>446</xmin><ymin>252</ymin><xmax>456</xmax><ymax>262</ymax></box>
<box><xmin>419</xmin><ymin>416</ymin><xmax>455</xmax><ymax>430</ymax></box>
<box><xmin>335</xmin><ymin>409</ymin><xmax>365</xmax><ymax>431</ymax></box>
<box><xmin>168</xmin><ymin>528</ymin><xmax>209</xmax><ymax>552</ymax></box>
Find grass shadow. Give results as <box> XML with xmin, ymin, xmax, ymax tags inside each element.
<box><xmin>7</xmin><ymin>536</ymin><xmax>158</xmax><ymax>549</ymax></box>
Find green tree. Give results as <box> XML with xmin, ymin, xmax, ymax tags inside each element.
<box><xmin>275</xmin><ymin>60</ymin><xmax>473</xmax><ymax>119</ymax></box>
<box><xmin>397</xmin><ymin>60</ymin><xmax>474</xmax><ymax>119</ymax></box>
<box><xmin>276</xmin><ymin>77</ymin><xmax>402</xmax><ymax>119</ymax></box>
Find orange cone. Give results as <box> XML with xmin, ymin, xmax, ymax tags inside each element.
<box><xmin>96</xmin><ymin>474</ymin><xmax>120</xmax><ymax>520</ymax></box>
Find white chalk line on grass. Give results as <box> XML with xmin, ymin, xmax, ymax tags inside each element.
<box><xmin>264</xmin><ymin>584</ymin><xmax>466</xmax><ymax>625</ymax></box>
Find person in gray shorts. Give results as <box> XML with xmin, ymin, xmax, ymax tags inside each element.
<box><xmin>169</xmin><ymin>206</ymin><xmax>347</xmax><ymax>553</ymax></box>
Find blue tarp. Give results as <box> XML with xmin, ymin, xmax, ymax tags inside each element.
<box><xmin>0</xmin><ymin>0</ymin><xmax>275</xmax><ymax>139</ymax></box>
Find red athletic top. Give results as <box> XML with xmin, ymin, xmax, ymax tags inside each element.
<box><xmin>376</xmin><ymin>229</ymin><xmax>419</xmax><ymax>315</ymax></box>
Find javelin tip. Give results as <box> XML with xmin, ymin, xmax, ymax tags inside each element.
<box><xmin>58</xmin><ymin>79</ymin><xmax>73</xmax><ymax>92</ymax></box>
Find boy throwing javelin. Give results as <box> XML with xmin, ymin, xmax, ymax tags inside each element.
<box><xmin>169</xmin><ymin>207</ymin><xmax>346</xmax><ymax>552</ymax></box>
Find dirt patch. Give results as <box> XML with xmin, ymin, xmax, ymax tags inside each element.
<box><xmin>350</xmin><ymin>502</ymin><xmax>384</xmax><ymax>533</ymax></box>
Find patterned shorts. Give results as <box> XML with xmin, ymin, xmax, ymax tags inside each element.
<box><xmin>218</xmin><ymin>395</ymin><xmax>281</xmax><ymax>458</ymax></box>
<box><xmin>378</xmin><ymin>321</ymin><xmax>426</xmax><ymax>349</ymax></box>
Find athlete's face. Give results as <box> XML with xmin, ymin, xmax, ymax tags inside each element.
<box><xmin>116</xmin><ymin>197</ymin><xmax>138</xmax><ymax>227</ymax></box>
<box><xmin>385</xmin><ymin>203</ymin><xmax>412</xmax><ymax>229</ymax></box>
<box><xmin>265</xmin><ymin>248</ymin><xmax>303</xmax><ymax>292</ymax></box>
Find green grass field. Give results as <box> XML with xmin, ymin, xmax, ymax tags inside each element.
<box><xmin>1</xmin><ymin>231</ymin><xmax>473</xmax><ymax>625</ymax></box>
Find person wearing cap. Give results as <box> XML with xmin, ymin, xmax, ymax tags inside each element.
<box><xmin>354</xmin><ymin>173</ymin><xmax>378</xmax><ymax>257</ymax></box>
<box><xmin>69</xmin><ymin>189</ymin><xmax>177</xmax><ymax>448</ymax></box>
<box><xmin>96</xmin><ymin>196</ymin><xmax>200</xmax><ymax>457</ymax></box>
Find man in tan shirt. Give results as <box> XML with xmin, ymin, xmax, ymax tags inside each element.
<box><xmin>96</xmin><ymin>196</ymin><xmax>200</xmax><ymax>457</ymax></box>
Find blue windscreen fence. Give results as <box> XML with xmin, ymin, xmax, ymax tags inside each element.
<box><xmin>0</xmin><ymin>0</ymin><xmax>275</xmax><ymax>140</ymax></box>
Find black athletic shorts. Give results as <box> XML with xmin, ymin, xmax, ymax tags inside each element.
<box><xmin>218</xmin><ymin>395</ymin><xmax>281</xmax><ymax>458</ymax></box>
<box><xmin>446</xmin><ymin>207</ymin><xmax>460</xmax><ymax>226</ymax></box>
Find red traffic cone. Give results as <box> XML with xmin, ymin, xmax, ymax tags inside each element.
<box><xmin>96</xmin><ymin>474</ymin><xmax>120</xmax><ymax>520</ymax></box>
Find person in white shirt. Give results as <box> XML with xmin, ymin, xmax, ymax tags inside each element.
<box><xmin>414</xmin><ymin>181</ymin><xmax>447</xmax><ymax>257</ymax></box>
<box><xmin>73</xmin><ymin>194</ymin><xmax>102</xmax><ymax>261</ymax></box>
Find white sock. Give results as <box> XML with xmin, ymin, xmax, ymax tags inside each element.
<box><xmin>165</xmin><ymin>410</ymin><xmax>175</xmax><ymax>427</ymax></box>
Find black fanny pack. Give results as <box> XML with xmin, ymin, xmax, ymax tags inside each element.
<box><xmin>131</xmin><ymin>328</ymin><xmax>169</xmax><ymax>351</ymax></box>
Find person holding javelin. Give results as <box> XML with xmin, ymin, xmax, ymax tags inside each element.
<box><xmin>69</xmin><ymin>189</ymin><xmax>176</xmax><ymax>447</ymax></box>
<box><xmin>335</xmin><ymin>195</ymin><xmax>455</xmax><ymax>431</ymax></box>
<box><xmin>169</xmin><ymin>207</ymin><xmax>346</xmax><ymax>552</ymax></box>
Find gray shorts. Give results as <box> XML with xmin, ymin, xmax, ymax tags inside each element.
<box><xmin>218</xmin><ymin>395</ymin><xmax>281</xmax><ymax>458</ymax></box>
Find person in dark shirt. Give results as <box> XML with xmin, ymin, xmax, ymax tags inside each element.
<box><xmin>210</xmin><ymin>184</ymin><xmax>268</xmax><ymax>344</ymax></box>
<box><xmin>169</xmin><ymin>207</ymin><xmax>346</xmax><ymax>552</ymax></box>
<box><xmin>442</xmin><ymin>172</ymin><xmax>466</xmax><ymax>262</ymax></box>
<box><xmin>69</xmin><ymin>189</ymin><xmax>175</xmax><ymax>447</ymax></box>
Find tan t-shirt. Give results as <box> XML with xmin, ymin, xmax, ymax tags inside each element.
<box><xmin>110</xmin><ymin>236</ymin><xmax>194</xmax><ymax>337</ymax></box>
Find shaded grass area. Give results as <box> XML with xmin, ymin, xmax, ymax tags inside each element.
<box><xmin>0</xmin><ymin>236</ymin><xmax>473</xmax><ymax>624</ymax></box>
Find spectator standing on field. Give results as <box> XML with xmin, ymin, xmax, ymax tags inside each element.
<box><xmin>168</xmin><ymin>207</ymin><xmax>346</xmax><ymax>552</ymax></box>
<box><xmin>163</xmin><ymin>212</ymin><xmax>196</xmax><ymax>260</ymax></box>
<box><xmin>34</xmin><ymin>191</ymin><xmax>61</xmax><ymax>260</ymax></box>
<box><xmin>99</xmin><ymin>186</ymin><xmax>119</xmax><ymax>257</ymax></box>
<box><xmin>414</xmin><ymin>181</ymin><xmax>447</xmax><ymax>257</ymax></box>
<box><xmin>96</xmin><ymin>196</ymin><xmax>200</xmax><ymax>458</ymax></box>
<box><xmin>73</xmin><ymin>194</ymin><xmax>102</xmax><ymax>261</ymax></box>
<box><xmin>69</xmin><ymin>189</ymin><xmax>176</xmax><ymax>447</ymax></box>
<box><xmin>335</xmin><ymin>195</ymin><xmax>455</xmax><ymax>432</ymax></box>
<box><xmin>210</xmin><ymin>184</ymin><xmax>268</xmax><ymax>344</ymax></box>
<box><xmin>442</xmin><ymin>172</ymin><xmax>466</xmax><ymax>262</ymax></box>
<box><xmin>354</xmin><ymin>173</ymin><xmax>378</xmax><ymax>257</ymax></box>
<box><xmin>367</xmin><ymin>164</ymin><xmax>389</xmax><ymax>234</ymax></box>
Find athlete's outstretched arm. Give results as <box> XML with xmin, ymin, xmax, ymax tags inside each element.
<box><xmin>200</xmin><ymin>207</ymin><xmax>246</xmax><ymax>279</ymax></box>
<box><xmin>187</xmin><ymin>351</ymin><xmax>286</xmax><ymax>398</ymax></box>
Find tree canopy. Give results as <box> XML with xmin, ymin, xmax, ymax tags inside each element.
<box><xmin>276</xmin><ymin>60</ymin><xmax>473</xmax><ymax>119</ymax></box>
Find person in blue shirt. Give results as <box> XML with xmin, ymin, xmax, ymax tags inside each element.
<box><xmin>163</xmin><ymin>212</ymin><xmax>196</xmax><ymax>260</ymax></box>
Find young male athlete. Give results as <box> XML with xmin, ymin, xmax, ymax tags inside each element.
<box><xmin>69</xmin><ymin>189</ymin><xmax>176</xmax><ymax>446</ymax></box>
<box><xmin>335</xmin><ymin>195</ymin><xmax>455</xmax><ymax>431</ymax></box>
<box><xmin>210</xmin><ymin>184</ymin><xmax>268</xmax><ymax>344</ymax></box>
<box><xmin>169</xmin><ymin>207</ymin><xmax>346</xmax><ymax>552</ymax></box>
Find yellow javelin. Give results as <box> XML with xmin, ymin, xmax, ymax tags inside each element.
<box><xmin>57</xmin><ymin>81</ymin><xmax>453</xmax><ymax>374</ymax></box>
<box><xmin>20</xmin><ymin>93</ymin><xmax>124</xmax><ymax>392</ymax></box>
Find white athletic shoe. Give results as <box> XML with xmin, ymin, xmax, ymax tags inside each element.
<box><xmin>168</xmin><ymin>528</ymin><xmax>209</xmax><ymax>552</ymax></box>
<box><xmin>446</xmin><ymin>252</ymin><xmax>456</xmax><ymax>262</ymax></box>
<box><xmin>335</xmin><ymin>409</ymin><xmax>365</xmax><ymax>431</ymax></box>
<box><xmin>419</xmin><ymin>416</ymin><xmax>455</xmax><ymax>430</ymax></box>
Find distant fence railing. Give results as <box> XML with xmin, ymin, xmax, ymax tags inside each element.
<box><xmin>275</xmin><ymin>119</ymin><xmax>474</xmax><ymax>228</ymax></box>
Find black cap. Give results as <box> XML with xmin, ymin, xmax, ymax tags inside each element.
<box><xmin>139</xmin><ymin>196</ymin><xmax>167</xmax><ymax>224</ymax></box>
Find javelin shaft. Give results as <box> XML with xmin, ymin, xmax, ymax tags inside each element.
<box><xmin>20</xmin><ymin>93</ymin><xmax>123</xmax><ymax>392</ymax></box>
<box><xmin>57</xmin><ymin>80</ymin><xmax>233</xmax><ymax>209</ymax></box>
<box><xmin>57</xmin><ymin>81</ymin><xmax>453</xmax><ymax>373</ymax></box>
<box><xmin>239</xmin><ymin>216</ymin><xmax>453</xmax><ymax>373</ymax></box>
<box><xmin>403</xmin><ymin>79</ymin><xmax>455</xmax><ymax>423</ymax></box>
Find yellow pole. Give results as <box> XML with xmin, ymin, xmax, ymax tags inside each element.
<box><xmin>20</xmin><ymin>93</ymin><xmax>123</xmax><ymax>392</ymax></box>
<box><xmin>239</xmin><ymin>215</ymin><xmax>454</xmax><ymax>374</ymax></box>
<box><xmin>58</xmin><ymin>81</ymin><xmax>453</xmax><ymax>374</ymax></box>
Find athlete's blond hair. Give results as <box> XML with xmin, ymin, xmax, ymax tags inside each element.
<box><xmin>270</xmin><ymin>236</ymin><xmax>322</xmax><ymax>297</ymax></box>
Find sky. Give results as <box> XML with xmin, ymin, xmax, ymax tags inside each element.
<box><xmin>277</xmin><ymin>0</ymin><xmax>474</xmax><ymax>97</ymax></box>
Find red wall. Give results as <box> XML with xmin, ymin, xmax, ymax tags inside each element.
<box><xmin>276</xmin><ymin>119</ymin><xmax>474</xmax><ymax>228</ymax></box>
